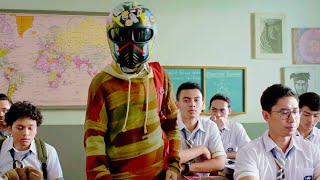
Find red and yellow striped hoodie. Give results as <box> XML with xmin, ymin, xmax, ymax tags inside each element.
<box><xmin>84</xmin><ymin>61</ymin><xmax>181</xmax><ymax>179</ymax></box>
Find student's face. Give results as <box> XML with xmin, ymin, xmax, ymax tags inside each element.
<box><xmin>209</xmin><ymin>100</ymin><xmax>230</xmax><ymax>121</ymax></box>
<box><xmin>176</xmin><ymin>89</ymin><xmax>204</xmax><ymax>120</ymax></box>
<box><xmin>294</xmin><ymin>80</ymin><xmax>308</xmax><ymax>95</ymax></box>
<box><xmin>262</xmin><ymin>96</ymin><xmax>300</xmax><ymax>138</ymax></box>
<box><xmin>9</xmin><ymin>117</ymin><xmax>38</xmax><ymax>151</ymax></box>
<box><xmin>0</xmin><ymin>100</ymin><xmax>11</xmax><ymax>130</ymax></box>
<box><xmin>299</xmin><ymin>106</ymin><xmax>320</xmax><ymax>132</ymax></box>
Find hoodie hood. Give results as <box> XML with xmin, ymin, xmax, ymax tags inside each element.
<box><xmin>103</xmin><ymin>61</ymin><xmax>154</xmax><ymax>134</ymax></box>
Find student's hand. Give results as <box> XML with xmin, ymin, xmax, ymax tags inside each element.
<box><xmin>213</xmin><ymin>117</ymin><xmax>225</xmax><ymax>130</ymax></box>
<box><xmin>201</xmin><ymin>146</ymin><xmax>211</xmax><ymax>160</ymax></box>
<box><xmin>165</xmin><ymin>169</ymin><xmax>178</xmax><ymax>180</ymax></box>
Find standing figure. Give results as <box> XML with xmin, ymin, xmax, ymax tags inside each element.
<box><xmin>84</xmin><ymin>1</ymin><xmax>181</xmax><ymax>179</ymax></box>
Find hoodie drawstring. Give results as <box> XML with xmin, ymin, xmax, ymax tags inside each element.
<box><xmin>144</xmin><ymin>79</ymin><xmax>149</xmax><ymax>134</ymax></box>
<box><xmin>122</xmin><ymin>77</ymin><xmax>132</xmax><ymax>132</ymax></box>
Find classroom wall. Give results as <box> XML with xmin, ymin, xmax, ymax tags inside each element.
<box><xmin>1</xmin><ymin>0</ymin><xmax>320</xmax><ymax>179</ymax></box>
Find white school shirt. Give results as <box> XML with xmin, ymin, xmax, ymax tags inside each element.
<box><xmin>178</xmin><ymin>116</ymin><xmax>226</xmax><ymax>177</ymax></box>
<box><xmin>0</xmin><ymin>137</ymin><xmax>64</xmax><ymax>180</ymax></box>
<box><xmin>234</xmin><ymin>130</ymin><xmax>320</xmax><ymax>180</ymax></box>
<box><xmin>218</xmin><ymin>119</ymin><xmax>251</xmax><ymax>152</ymax></box>
<box><xmin>296</xmin><ymin>127</ymin><xmax>320</xmax><ymax>148</ymax></box>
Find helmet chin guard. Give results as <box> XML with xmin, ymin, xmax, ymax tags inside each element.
<box><xmin>106</xmin><ymin>1</ymin><xmax>156</xmax><ymax>73</ymax></box>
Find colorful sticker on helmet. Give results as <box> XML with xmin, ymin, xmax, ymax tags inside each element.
<box><xmin>113</xmin><ymin>6</ymin><xmax>125</xmax><ymax>16</ymax></box>
<box><xmin>129</xmin><ymin>13</ymin><xmax>139</xmax><ymax>23</ymax></box>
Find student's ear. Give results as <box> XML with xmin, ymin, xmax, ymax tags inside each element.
<box><xmin>262</xmin><ymin>110</ymin><xmax>270</xmax><ymax>123</ymax></box>
<box><xmin>175</xmin><ymin>101</ymin><xmax>180</xmax><ymax>109</ymax></box>
<box><xmin>228</xmin><ymin>107</ymin><xmax>232</xmax><ymax>115</ymax></box>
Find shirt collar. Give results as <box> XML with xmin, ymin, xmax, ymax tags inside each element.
<box><xmin>296</xmin><ymin>128</ymin><xmax>315</xmax><ymax>141</ymax></box>
<box><xmin>177</xmin><ymin>115</ymin><xmax>205</xmax><ymax>133</ymax></box>
<box><xmin>4</xmin><ymin>136</ymin><xmax>36</xmax><ymax>153</ymax></box>
<box><xmin>262</xmin><ymin>130</ymin><xmax>302</xmax><ymax>154</ymax></box>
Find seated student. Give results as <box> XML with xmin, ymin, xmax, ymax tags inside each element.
<box><xmin>0</xmin><ymin>101</ymin><xmax>64</xmax><ymax>180</ymax></box>
<box><xmin>296</xmin><ymin>92</ymin><xmax>320</xmax><ymax>147</ymax></box>
<box><xmin>234</xmin><ymin>84</ymin><xmax>320</xmax><ymax>180</ymax></box>
<box><xmin>0</xmin><ymin>93</ymin><xmax>13</xmax><ymax>138</ymax></box>
<box><xmin>209</xmin><ymin>93</ymin><xmax>250</xmax><ymax>159</ymax></box>
<box><xmin>176</xmin><ymin>82</ymin><xmax>226</xmax><ymax>177</ymax></box>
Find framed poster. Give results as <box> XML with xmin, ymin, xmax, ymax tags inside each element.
<box><xmin>163</xmin><ymin>66</ymin><xmax>246</xmax><ymax>115</ymax></box>
<box><xmin>0</xmin><ymin>9</ymin><xmax>111</xmax><ymax>108</ymax></box>
<box><xmin>292</xmin><ymin>28</ymin><xmax>320</xmax><ymax>64</ymax></box>
<box><xmin>282</xmin><ymin>67</ymin><xmax>317</xmax><ymax>96</ymax></box>
<box><xmin>252</xmin><ymin>13</ymin><xmax>287</xmax><ymax>59</ymax></box>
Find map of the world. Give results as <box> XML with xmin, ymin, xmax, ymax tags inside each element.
<box><xmin>0</xmin><ymin>11</ymin><xmax>112</xmax><ymax>107</ymax></box>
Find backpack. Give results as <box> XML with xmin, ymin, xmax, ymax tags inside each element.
<box><xmin>148</xmin><ymin>62</ymin><xmax>169</xmax><ymax>170</ymax></box>
<box><xmin>0</xmin><ymin>137</ymin><xmax>48</xmax><ymax>180</ymax></box>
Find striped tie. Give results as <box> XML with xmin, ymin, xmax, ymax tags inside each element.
<box><xmin>274</xmin><ymin>156</ymin><xmax>285</xmax><ymax>180</ymax></box>
<box><xmin>271</xmin><ymin>148</ymin><xmax>289</xmax><ymax>180</ymax></box>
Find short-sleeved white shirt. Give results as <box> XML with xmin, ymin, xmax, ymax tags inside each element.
<box><xmin>296</xmin><ymin>127</ymin><xmax>320</xmax><ymax>148</ymax></box>
<box><xmin>234</xmin><ymin>130</ymin><xmax>320</xmax><ymax>180</ymax></box>
<box><xmin>0</xmin><ymin>137</ymin><xmax>64</xmax><ymax>180</ymax></box>
<box><xmin>178</xmin><ymin>116</ymin><xmax>226</xmax><ymax>177</ymax></box>
<box><xmin>218</xmin><ymin>119</ymin><xmax>251</xmax><ymax>152</ymax></box>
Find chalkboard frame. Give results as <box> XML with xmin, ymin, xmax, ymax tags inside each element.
<box><xmin>163</xmin><ymin>66</ymin><xmax>246</xmax><ymax>115</ymax></box>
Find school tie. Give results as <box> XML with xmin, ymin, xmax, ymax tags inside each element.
<box><xmin>271</xmin><ymin>148</ymin><xmax>291</xmax><ymax>180</ymax></box>
<box><xmin>274</xmin><ymin>156</ymin><xmax>285</xmax><ymax>180</ymax></box>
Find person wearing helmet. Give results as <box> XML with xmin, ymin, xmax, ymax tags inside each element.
<box><xmin>84</xmin><ymin>1</ymin><xmax>181</xmax><ymax>179</ymax></box>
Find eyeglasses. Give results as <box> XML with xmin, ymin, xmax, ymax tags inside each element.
<box><xmin>271</xmin><ymin>109</ymin><xmax>300</xmax><ymax>120</ymax></box>
<box><xmin>108</xmin><ymin>27</ymin><xmax>154</xmax><ymax>43</ymax></box>
<box><xmin>301</xmin><ymin>110</ymin><xmax>320</xmax><ymax>120</ymax></box>
<box><xmin>210</xmin><ymin>107</ymin><xmax>228</xmax><ymax>115</ymax></box>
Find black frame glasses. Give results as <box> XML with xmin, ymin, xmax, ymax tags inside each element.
<box><xmin>271</xmin><ymin>109</ymin><xmax>300</xmax><ymax>120</ymax></box>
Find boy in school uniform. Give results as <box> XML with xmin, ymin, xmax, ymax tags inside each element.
<box><xmin>0</xmin><ymin>93</ymin><xmax>13</xmax><ymax>138</ymax></box>
<box><xmin>176</xmin><ymin>82</ymin><xmax>226</xmax><ymax>177</ymax></box>
<box><xmin>234</xmin><ymin>84</ymin><xmax>320</xmax><ymax>180</ymax></box>
<box><xmin>209</xmin><ymin>93</ymin><xmax>250</xmax><ymax>159</ymax></box>
<box><xmin>296</xmin><ymin>92</ymin><xmax>320</xmax><ymax>147</ymax></box>
<box><xmin>0</xmin><ymin>101</ymin><xmax>64</xmax><ymax>180</ymax></box>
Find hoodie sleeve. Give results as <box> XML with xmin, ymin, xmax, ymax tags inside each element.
<box><xmin>161</xmin><ymin>69</ymin><xmax>181</xmax><ymax>174</ymax></box>
<box><xmin>84</xmin><ymin>73</ymin><xmax>112</xmax><ymax>180</ymax></box>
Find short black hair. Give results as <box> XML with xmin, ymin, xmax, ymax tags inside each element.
<box><xmin>209</xmin><ymin>94</ymin><xmax>231</xmax><ymax>109</ymax></box>
<box><xmin>5</xmin><ymin>101</ymin><xmax>43</xmax><ymax>127</ymax></box>
<box><xmin>176</xmin><ymin>82</ymin><xmax>203</xmax><ymax>100</ymax></box>
<box><xmin>0</xmin><ymin>93</ymin><xmax>13</xmax><ymax>105</ymax></box>
<box><xmin>299</xmin><ymin>92</ymin><xmax>320</xmax><ymax>111</ymax></box>
<box><xmin>260</xmin><ymin>84</ymin><xmax>297</xmax><ymax>112</ymax></box>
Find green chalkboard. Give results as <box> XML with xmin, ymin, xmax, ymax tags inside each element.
<box><xmin>205</xmin><ymin>68</ymin><xmax>246</xmax><ymax>114</ymax></box>
<box><xmin>164</xmin><ymin>67</ymin><xmax>203</xmax><ymax>97</ymax></box>
<box><xmin>163</xmin><ymin>66</ymin><xmax>246</xmax><ymax>115</ymax></box>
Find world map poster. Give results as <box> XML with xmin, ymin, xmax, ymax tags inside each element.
<box><xmin>0</xmin><ymin>11</ymin><xmax>112</xmax><ymax>107</ymax></box>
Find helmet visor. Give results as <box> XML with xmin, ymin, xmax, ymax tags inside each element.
<box><xmin>108</xmin><ymin>28</ymin><xmax>153</xmax><ymax>43</ymax></box>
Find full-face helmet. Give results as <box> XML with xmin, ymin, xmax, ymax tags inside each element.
<box><xmin>107</xmin><ymin>1</ymin><xmax>156</xmax><ymax>73</ymax></box>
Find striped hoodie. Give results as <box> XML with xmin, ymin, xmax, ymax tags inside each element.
<box><xmin>84</xmin><ymin>61</ymin><xmax>181</xmax><ymax>179</ymax></box>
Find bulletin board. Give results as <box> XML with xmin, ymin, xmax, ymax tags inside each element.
<box><xmin>163</xmin><ymin>66</ymin><xmax>247</xmax><ymax>115</ymax></box>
